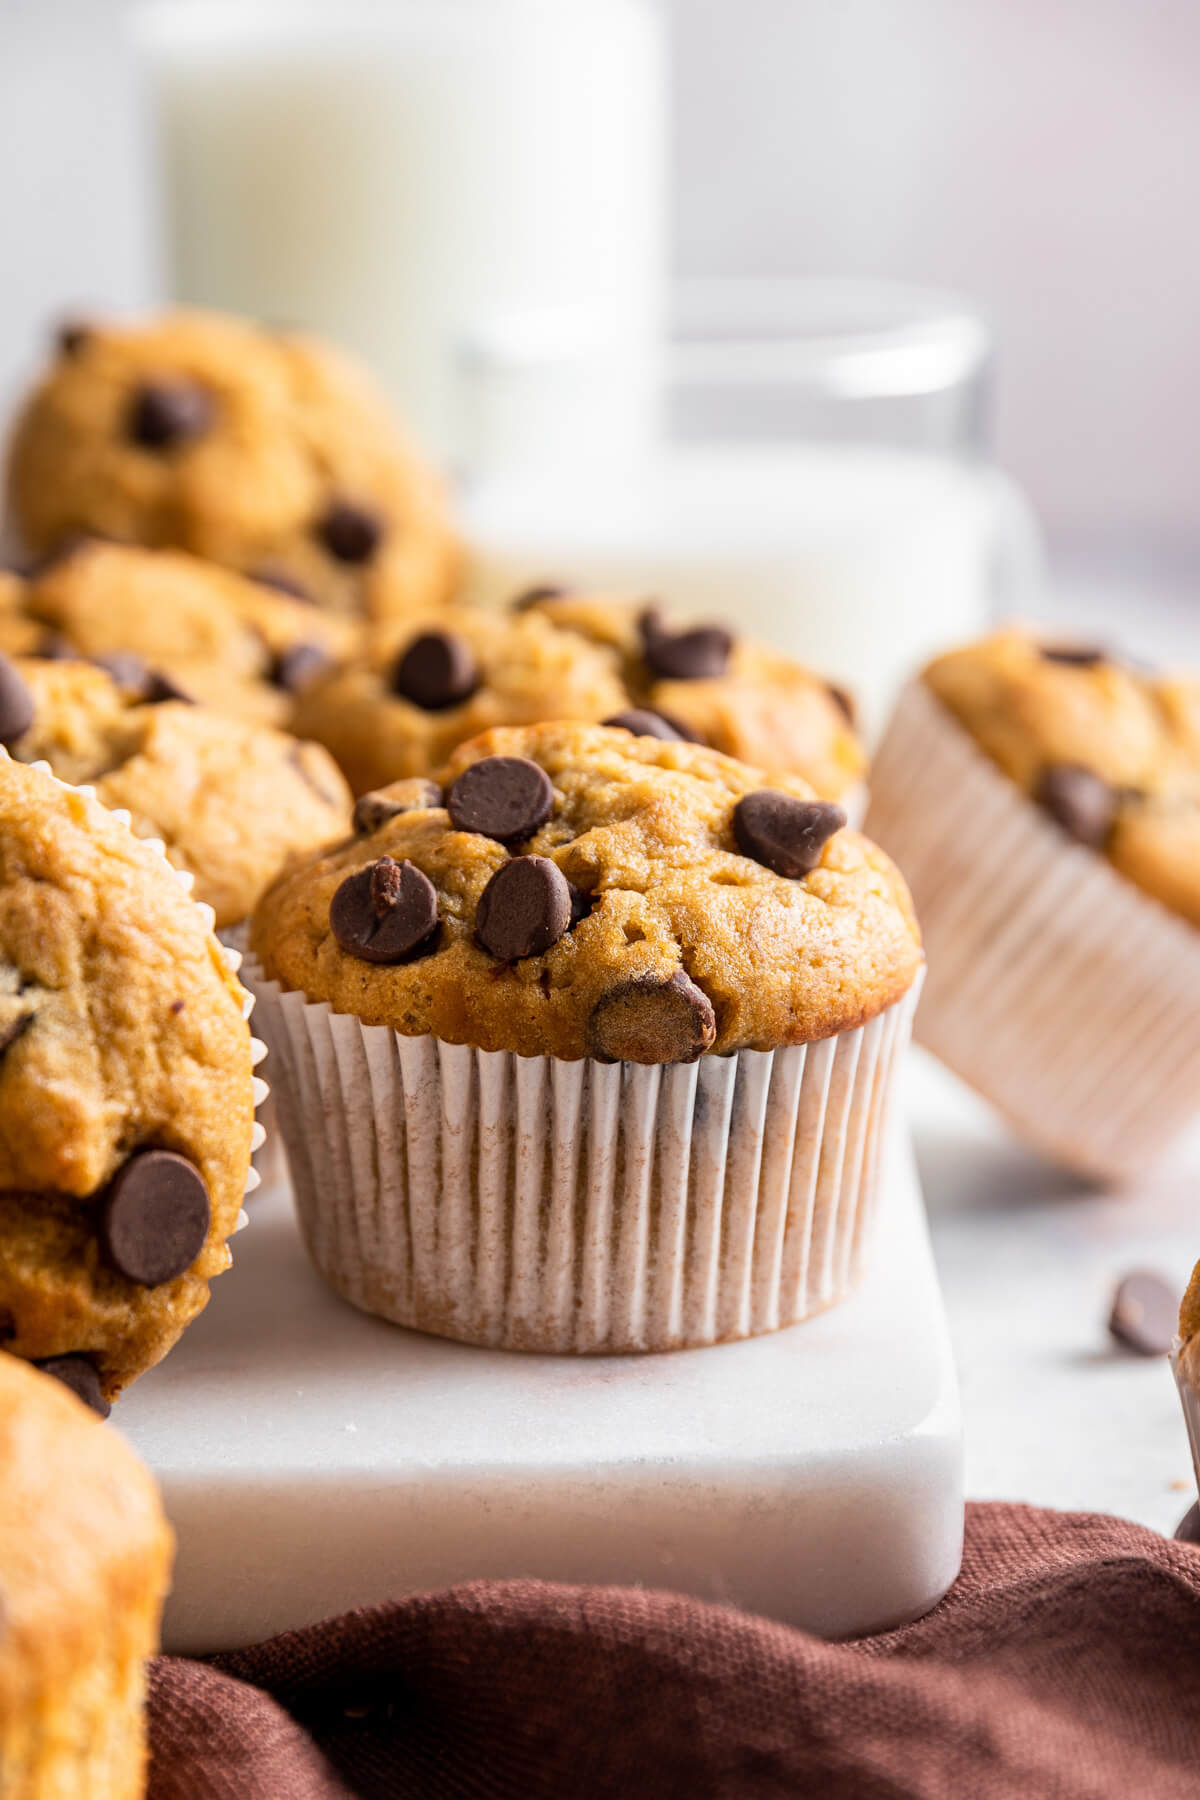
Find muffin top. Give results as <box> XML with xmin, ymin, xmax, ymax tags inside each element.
<box><xmin>924</xmin><ymin>629</ymin><xmax>1200</xmax><ymax>927</ymax></box>
<box><xmin>0</xmin><ymin>538</ymin><xmax>359</xmax><ymax>727</ymax></box>
<box><xmin>0</xmin><ymin>1352</ymin><xmax>172</xmax><ymax>1729</ymax></box>
<box><xmin>0</xmin><ymin>759</ymin><xmax>255</xmax><ymax>1400</ymax></box>
<box><xmin>0</xmin><ymin>652</ymin><xmax>352</xmax><ymax>928</ymax></box>
<box><xmin>293</xmin><ymin>593</ymin><xmax>865</xmax><ymax>802</ymax></box>
<box><xmin>5</xmin><ymin>309</ymin><xmax>460</xmax><ymax>620</ymax></box>
<box><xmin>251</xmin><ymin>721</ymin><xmax>921</xmax><ymax>1061</ymax></box>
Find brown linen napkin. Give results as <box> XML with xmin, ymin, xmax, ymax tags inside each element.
<box><xmin>148</xmin><ymin>1501</ymin><xmax>1200</xmax><ymax>1800</ymax></box>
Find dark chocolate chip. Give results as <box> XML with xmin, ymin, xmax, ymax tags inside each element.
<box><xmin>91</xmin><ymin>649</ymin><xmax>152</xmax><ymax>693</ymax></box>
<box><xmin>476</xmin><ymin>855</ymin><xmax>572</xmax><ymax>961</ymax></box>
<box><xmin>56</xmin><ymin>319</ymin><xmax>92</xmax><ymax>357</ymax></box>
<box><xmin>142</xmin><ymin>668</ymin><xmax>195</xmax><ymax>706</ymax></box>
<box><xmin>1176</xmin><ymin>1502</ymin><xmax>1200</xmax><ymax>1544</ymax></box>
<box><xmin>0</xmin><ymin>1011</ymin><xmax>33</xmax><ymax>1055</ymax></box>
<box><xmin>1108</xmin><ymin>1270</ymin><xmax>1177</xmax><ymax>1357</ymax></box>
<box><xmin>639</xmin><ymin>607</ymin><xmax>733</xmax><ymax>682</ymax></box>
<box><xmin>603</xmin><ymin>708</ymin><xmax>684</xmax><ymax>742</ymax></box>
<box><xmin>272</xmin><ymin>642</ymin><xmax>333</xmax><ymax>694</ymax></box>
<box><xmin>568</xmin><ymin>881</ymin><xmax>592</xmax><ymax>928</ymax></box>
<box><xmin>1036</xmin><ymin>763</ymin><xmax>1116</xmax><ymax>848</ymax></box>
<box><xmin>588</xmin><ymin>969</ymin><xmax>717</xmax><ymax>1065</ymax></box>
<box><xmin>330</xmin><ymin>856</ymin><xmax>439</xmax><ymax>964</ymax></box>
<box><xmin>317</xmin><ymin>501</ymin><xmax>384</xmax><ymax>564</ymax></box>
<box><xmin>446</xmin><ymin>756</ymin><xmax>554</xmax><ymax>844</ymax></box>
<box><xmin>99</xmin><ymin>1149</ymin><xmax>211</xmax><ymax>1288</ymax></box>
<box><xmin>33</xmin><ymin>1354</ymin><xmax>110</xmax><ymax>1418</ymax></box>
<box><xmin>128</xmin><ymin>381</ymin><xmax>214</xmax><ymax>450</ymax></box>
<box><xmin>827</xmin><ymin>683</ymin><xmax>857</xmax><ymax>727</ymax></box>
<box><xmin>0</xmin><ymin>653</ymin><xmax>35</xmax><ymax>747</ymax></box>
<box><xmin>511</xmin><ymin>584</ymin><xmax>569</xmax><ymax>612</ymax></box>
<box><xmin>36</xmin><ymin>631</ymin><xmax>78</xmax><ymax>662</ymax></box>
<box><xmin>250</xmin><ymin>567</ymin><xmax>314</xmax><ymax>604</ymax></box>
<box><xmin>733</xmin><ymin>791</ymin><xmax>847</xmax><ymax>879</ymax></box>
<box><xmin>353</xmin><ymin>781</ymin><xmax>441</xmax><ymax>835</ymax></box>
<box><xmin>1040</xmin><ymin>643</ymin><xmax>1106</xmax><ymax>668</ymax></box>
<box><xmin>391</xmin><ymin>630</ymin><xmax>480</xmax><ymax>711</ymax></box>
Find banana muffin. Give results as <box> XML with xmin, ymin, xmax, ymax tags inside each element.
<box><xmin>866</xmin><ymin>628</ymin><xmax>1200</xmax><ymax>1180</ymax></box>
<box><xmin>6</xmin><ymin>309</ymin><xmax>459</xmax><ymax>621</ymax></box>
<box><xmin>0</xmin><ymin>1352</ymin><xmax>173</xmax><ymax>1798</ymax></box>
<box><xmin>247</xmin><ymin>721</ymin><xmax>921</xmax><ymax>1352</ymax></box>
<box><xmin>0</xmin><ymin>539</ymin><xmax>359</xmax><ymax>727</ymax></box>
<box><xmin>0</xmin><ymin>757</ymin><xmax>260</xmax><ymax>1404</ymax></box>
<box><xmin>0</xmin><ymin>651</ymin><xmax>351</xmax><ymax>929</ymax></box>
<box><xmin>293</xmin><ymin>595</ymin><xmax>865</xmax><ymax>802</ymax></box>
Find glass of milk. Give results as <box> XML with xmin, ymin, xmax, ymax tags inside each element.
<box><xmin>133</xmin><ymin>0</ymin><xmax>666</xmax><ymax>465</ymax></box>
<box><xmin>461</xmin><ymin>280</ymin><xmax>1044</xmax><ymax>737</ymax></box>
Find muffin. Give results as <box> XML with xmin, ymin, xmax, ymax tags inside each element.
<box><xmin>246</xmin><ymin>721</ymin><xmax>922</xmax><ymax>1353</ymax></box>
<box><xmin>6</xmin><ymin>309</ymin><xmax>460</xmax><ymax>621</ymax></box>
<box><xmin>0</xmin><ymin>538</ymin><xmax>359</xmax><ymax>727</ymax></box>
<box><xmin>0</xmin><ymin>1352</ymin><xmax>173</xmax><ymax>1798</ymax></box>
<box><xmin>866</xmin><ymin>629</ymin><xmax>1200</xmax><ymax>1180</ymax></box>
<box><xmin>0</xmin><ymin>650</ymin><xmax>351</xmax><ymax>929</ymax></box>
<box><xmin>0</xmin><ymin>755</ymin><xmax>264</xmax><ymax>1405</ymax></box>
<box><xmin>293</xmin><ymin>594</ymin><xmax>866</xmax><ymax>804</ymax></box>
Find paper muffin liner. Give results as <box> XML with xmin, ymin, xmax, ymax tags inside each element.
<box><xmin>240</xmin><ymin>951</ymin><xmax>920</xmax><ymax>1353</ymax></box>
<box><xmin>866</xmin><ymin>680</ymin><xmax>1200</xmax><ymax>1181</ymax></box>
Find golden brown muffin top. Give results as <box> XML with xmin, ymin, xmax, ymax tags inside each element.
<box><xmin>6</xmin><ymin>309</ymin><xmax>460</xmax><ymax>620</ymax></box>
<box><xmin>251</xmin><ymin>721</ymin><xmax>921</xmax><ymax>1062</ymax></box>
<box><xmin>0</xmin><ymin>759</ymin><xmax>255</xmax><ymax>1398</ymax></box>
<box><xmin>924</xmin><ymin>629</ymin><xmax>1200</xmax><ymax>928</ymax></box>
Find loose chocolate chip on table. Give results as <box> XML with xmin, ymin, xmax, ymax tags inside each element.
<box><xmin>251</xmin><ymin>567</ymin><xmax>314</xmax><ymax>604</ymax></box>
<box><xmin>603</xmin><ymin>708</ymin><xmax>684</xmax><ymax>742</ymax></box>
<box><xmin>446</xmin><ymin>756</ymin><xmax>554</xmax><ymax>844</ymax></box>
<box><xmin>33</xmin><ymin>1354</ymin><xmax>110</xmax><ymax>1419</ymax></box>
<box><xmin>511</xmin><ymin>584</ymin><xmax>569</xmax><ymax>612</ymax></box>
<box><xmin>1035</xmin><ymin>763</ymin><xmax>1116</xmax><ymax>849</ymax></box>
<box><xmin>1176</xmin><ymin>1502</ymin><xmax>1200</xmax><ymax>1544</ymax></box>
<box><xmin>391</xmin><ymin>630</ymin><xmax>480</xmax><ymax>711</ymax></box>
<box><xmin>128</xmin><ymin>380</ymin><xmax>215</xmax><ymax>450</ymax></box>
<box><xmin>1107</xmin><ymin>1270</ymin><xmax>1177</xmax><ymax>1356</ymax></box>
<box><xmin>0</xmin><ymin>653</ymin><xmax>35</xmax><ymax>747</ymax></box>
<box><xmin>318</xmin><ymin>501</ymin><xmax>384</xmax><ymax>564</ymax></box>
<box><xmin>639</xmin><ymin>607</ymin><xmax>733</xmax><ymax>682</ymax></box>
<box><xmin>99</xmin><ymin>1149</ymin><xmax>212</xmax><ymax>1288</ymax></box>
<box><xmin>588</xmin><ymin>969</ymin><xmax>717</xmax><ymax>1065</ymax></box>
<box><xmin>476</xmin><ymin>855</ymin><xmax>572</xmax><ymax>961</ymax></box>
<box><xmin>353</xmin><ymin>780</ymin><xmax>442</xmax><ymax>835</ymax></box>
<box><xmin>733</xmin><ymin>791</ymin><xmax>847</xmax><ymax>879</ymax></box>
<box><xmin>272</xmin><ymin>642</ymin><xmax>333</xmax><ymax>694</ymax></box>
<box><xmin>330</xmin><ymin>856</ymin><xmax>440</xmax><ymax>964</ymax></box>
<box><xmin>1040</xmin><ymin>644</ymin><xmax>1106</xmax><ymax>668</ymax></box>
<box><xmin>56</xmin><ymin>319</ymin><xmax>91</xmax><ymax>356</ymax></box>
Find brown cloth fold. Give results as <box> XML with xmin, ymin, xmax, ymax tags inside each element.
<box><xmin>148</xmin><ymin>1501</ymin><xmax>1200</xmax><ymax>1800</ymax></box>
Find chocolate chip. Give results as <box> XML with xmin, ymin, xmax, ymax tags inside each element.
<box><xmin>446</xmin><ymin>756</ymin><xmax>554</xmax><ymax>844</ymax></box>
<box><xmin>603</xmin><ymin>708</ymin><xmax>685</xmax><ymax>742</ymax></box>
<box><xmin>353</xmin><ymin>781</ymin><xmax>442</xmax><ymax>835</ymax></box>
<box><xmin>827</xmin><ymin>683</ymin><xmax>857</xmax><ymax>727</ymax></box>
<box><xmin>91</xmin><ymin>649</ymin><xmax>153</xmax><ymax>693</ymax></box>
<box><xmin>568</xmin><ymin>881</ymin><xmax>592</xmax><ymax>928</ymax></box>
<box><xmin>0</xmin><ymin>654</ymin><xmax>34</xmax><ymax>747</ymax></box>
<box><xmin>141</xmin><ymin>668</ymin><xmax>195</xmax><ymax>706</ymax></box>
<box><xmin>391</xmin><ymin>630</ymin><xmax>480</xmax><ymax>711</ymax></box>
<box><xmin>1036</xmin><ymin>764</ymin><xmax>1116</xmax><ymax>848</ymax></box>
<box><xmin>99</xmin><ymin>1149</ymin><xmax>211</xmax><ymax>1287</ymax></box>
<box><xmin>1176</xmin><ymin>1502</ymin><xmax>1200</xmax><ymax>1544</ymax></box>
<box><xmin>588</xmin><ymin>969</ymin><xmax>716</xmax><ymax>1065</ymax></box>
<box><xmin>318</xmin><ymin>501</ymin><xmax>384</xmax><ymax>564</ymax></box>
<box><xmin>1040</xmin><ymin>644</ymin><xmax>1106</xmax><ymax>668</ymax></box>
<box><xmin>1108</xmin><ymin>1270</ymin><xmax>1177</xmax><ymax>1357</ymax></box>
<box><xmin>33</xmin><ymin>1354</ymin><xmax>110</xmax><ymax>1418</ymax></box>
<box><xmin>128</xmin><ymin>381</ymin><xmax>214</xmax><ymax>450</ymax></box>
<box><xmin>330</xmin><ymin>857</ymin><xmax>439</xmax><ymax>964</ymax></box>
<box><xmin>56</xmin><ymin>319</ymin><xmax>91</xmax><ymax>357</ymax></box>
<box><xmin>733</xmin><ymin>791</ymin><xmax>847</xmax><ymax>878</ymax></box>
<box><xmin>476</xmin><ymin>856</ymin><xmax>572</xmax><ymax>961</ymax></box>
<box><xmin>511</xmin><ymin>583</ymin><xmax>569</xmax><ymax>612</ymax></box>
<box><xmin>272</xmin><ymin>642</ymin><xmax>333</xmax><ymax>694</ymax></box>
<box><xmin>639</xmin><ymin>608</ymin><xmax>733</xmax><ymax>682</ymax></box>
<box><xmin>251</xmin><ymin>567</ymin><xmax>314</xmax><ymax>604</ymax></box>
<box><xmin>37</xmin><ymin>632</ymin><xmax>77</xmax><ymax>662</ymax></box>
<box><xmin>0</xmin><ymin>1012</ymin><xmax>33</xmax><ymax>1056</ymax></box>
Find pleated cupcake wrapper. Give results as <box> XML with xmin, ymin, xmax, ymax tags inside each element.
<box><xmin>865</xmin><ymin>681</ymin><xmax>1200</xmax><ymax>1181</ymax></box>
<box><xmin>241</xmin><ymin>952</ymin><xmax>920</xmax><ymax>1353</ymax></box>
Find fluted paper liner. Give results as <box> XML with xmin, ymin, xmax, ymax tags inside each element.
<box><xmin>241</xmin><ymin>952</ymin><xmax>919</xmax><ymax>1353</ymax></box>
<box><xmin>866</xmin><ymin>680</ymin><xmax>1200</xmax><ymax>1180</ymax></box>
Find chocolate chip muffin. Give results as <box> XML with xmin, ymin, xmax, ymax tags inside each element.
<box><xmin>0</xmin><ymin>651</ymin><xmax>351</xmax><ymax>929</ymax></box>
<box><xmin>0</xmin><ymin>757</ymin><xmax>261</xmax><ymax>1404</ymax></box>
<box><xmin>0</xmin><ymin>1352</ymin><xmax>173</xmax><ymax>1798</ymax></box>
<box><xmin>6</xmin><ymin>309</ymin><xmax>460</xmax><ymax>621</ymax></box>
<box><xmin>0</xmin><ymin>538</ymin><xmax>359</xmax><ymax>728</ymax></box>
<box><xmin>293</xmin><ymin>594</ymin><xmax>865</xmax><ymax>803</ymax></box>
<box><xmin>247</xmin><ymin>722</ymin><xmax>921</xmax><ymax>1352</ymax></box>
<box><xmin>866</xmin><ymin>629</ymin><xmax>1200</xmax><ymax>1180</ymax></box>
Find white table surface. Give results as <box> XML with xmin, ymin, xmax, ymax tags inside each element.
<box><xmin>909</xmin><ymin>1047</ymin><xmax>1198</xmax><ymax>1535</ymax></box>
